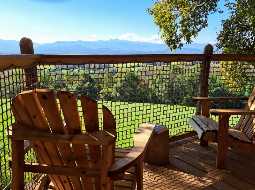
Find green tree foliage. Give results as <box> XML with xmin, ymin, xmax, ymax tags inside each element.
<box><xmin>149</xmin><ymin>0</ymin><xmax>255</xmax><ymax>53</ymax></box>
<box><xmin>39</xmin><ymin>67</ymin><xmax>101</xmax><ymax>99</ymax></box>
<box><xmin>219</xmin><ymin>61</ymin><xmax>250</xmax><ymax>94</ymax></box>
<box><xmin>208</xmin><ymin>75</ymin><xmax>245</xmax><ymax>108</ymax></box>
<box><xmin>116</xmin><ymin>72</ymin><xmax>159</xmax><ymax>103</ymax></box>
<box><xmin>149</xmin><ymin>0</ymin><xmax>219</xmax><ymax>50</ymax></box>
<box><xmin>100</xmin><ymin>72</ymin><xmax>118</xmax><ymax>100</ymax></box>
<box><xmin>217</xmin><ymin>0</ymin><xmax>255</xmax><ymax>53</ymax></box>
<box><xmin>216</xmin><ymin>0</ymin><xmax>255</xmax><ymax>95</ymax></box>
<box><xmin>150</xmin><ymin>0</ymin><xmax>255</xmax><ymax>99</ymax></box>
<box><xmin>75</xmin><ymin>74</ymin><xmax>101</xmax><ymax>99</ymax></box>
<box><xmin>165</xmin><ymin>74</ymin><xmax>199</xmax><ymax>105</ymax></box>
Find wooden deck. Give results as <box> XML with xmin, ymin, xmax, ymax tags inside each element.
<box><xmin>143</xmin><ymin>137</ymin><xmax>255</xmax><ymax>190</ymax></box>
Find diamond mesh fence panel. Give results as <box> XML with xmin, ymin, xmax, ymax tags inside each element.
<box><xmin>0</xmin><ymin>56</ymin><xmax>254</xmax><ymax>189</ymax></box>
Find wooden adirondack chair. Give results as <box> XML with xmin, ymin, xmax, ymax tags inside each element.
<box><xmin>189</xmin><ymin>87</ymin><xmax>255</xmax><ymax>169</ymax></box>
<box><xmin>10</xmin><ymin>89</ymin><xmax>155</xmax><ymax>190</ymax></box>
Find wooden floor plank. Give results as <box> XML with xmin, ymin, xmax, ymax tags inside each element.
<box><xmin>142</xmin><ymin>138</ymin><xmax>255</xmax><ymax>190</ymax></box>
<box><xmin>189</xmin><ymin>141</ymin><xmax>255</xmax><ymax>186</ymax></box>
<box><xmin>38</xmin><ymin>137</ymin><xmax>255</xmax><ymax>190</ymax></box>
<box><xmin>172</xmin><ymin>143</ymin><xmax>251</xmax><ymax>190</ymax></box>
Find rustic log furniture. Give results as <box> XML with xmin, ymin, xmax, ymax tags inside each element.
<box><xmin>189</xmin><ymin>87</ymin><xmax>255</xmax><ymax>169</ymax></box>
<box><xmin>10</xmin><ymin>89</ymin><xmax>155</xmax><ymax>190</ymax></box>
<box><xmin>145</xmin><ymin>125</ymin><xmax>169</xmax><ymax>166</ymax></box>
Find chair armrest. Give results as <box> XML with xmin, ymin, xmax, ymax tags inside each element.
<box><xmin>210</xmin><ymin>109</ymin><xmax>255</xmax><ymax>115</ymax></box>
<box><xmin>193</xmin><ymin>96</ymin><xmax>248</xmax><ymax>103</ymax></box>
<box><xmin>108</xmin><ymin>123</ymin><xmax>154</xmax><ymax>176</ymax></box>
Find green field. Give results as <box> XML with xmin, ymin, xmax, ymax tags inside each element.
<box><xmin>103</xmin><ymin>101</ymin><xmax>196</xmax><ymax>147</ymax></box>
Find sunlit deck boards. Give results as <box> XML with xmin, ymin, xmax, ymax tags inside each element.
<box><xmin>25</xmin><ymin>137</ymin><xmax>255</xmax><ymax>190</ymax></box>
<box><xmin>143</xmin><ymin>137</ymin><xmax>255</xmax><ymax>190</ymax></box>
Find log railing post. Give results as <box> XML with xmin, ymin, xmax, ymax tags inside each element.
<box><xmin>198</xmin><ymin>44</ymin><xmax>213</xmax><ymax>146</ymax></box>
<box><xmin>197</xmin><ymin>44</ymin><xmax>213</xmax><ymax>117</ymax></box>
<box><xmin>19</xmin><ymin>37</ymin><xmax>37</xmax><ymax>90</ymax></box>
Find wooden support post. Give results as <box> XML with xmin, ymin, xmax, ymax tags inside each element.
<box><xmin>216</xmin><ymin>114</ymin><xmax>229</xmax><ymax>169</ymax></box>
<box><xmin>19</xmin><ymin>37</ymin><xmax>37</xmax><ymax>90</ymax></box>
<box><xmin>11</xmin><ymin>139</ymin><xmax>25</xmax><ymax>190</ymax></box>
<box><xmin>198</xmin><ymin>44</ymin><xmax>213</xmax><ymax>115</ymax></box>
<box><xmin>145</xmin><ymin>125</ymin><xmax>169</xmax><ymax>165</ymax></box>
<box><xmin>198</xmin><ymin>44</ymin><xmax>213</xmax><ymax>146</ymax></box>
<box><xmin>136</xmin><ymin>159</ymin><xmax>143</xmax><ymax>190</ymax></box>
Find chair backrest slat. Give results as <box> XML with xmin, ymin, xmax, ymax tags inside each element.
<box><xmin>36</xmin><ymin>89</ymin><xmax>83</xmax><ymax>189</ymax></box>
<box><xmin>57</xmin><ymin>91</ymin><xmax>96</xmax><ymax>189</ymax></box>
<box><xmin>36</xmin><ymin>89</ymin><xmax>65</xmax><ymax>133</ymax></box>
<box><xmin>238</xmin><ymin>87</ymin><xmax>255</xmax><ymax>140</ymax></box>
<box><xmin>103</xmin><ymin>106</ymin><xmax>116</xmax><ymax>136</ymax></box>
<box><xmin>80</xmin><ymin>95</ymin><xmax>103</xmax><ymax>189</ymax></box>
<box><xmin>13</xmin><ymin>91</ymin><xmax>72</xmax><ymax>190</ymax></box>
<box><xmin>12</xmin><ymin>95</ymin><xmax>32</xmax><ymax>127</ymax></box>
<box><xmin>80</xmin><ymin>96</ymin><xmax>99</xmax><ymax>132</ymax></box>
<box><xmin>12</xmin><ymin>90</ymin><xmax>116</xmax><ymax>190</ymax></box>
<box><xmin>57</xmin><ymin>91</ymin><xmax>81</xmax><ymax>134</ymax></box>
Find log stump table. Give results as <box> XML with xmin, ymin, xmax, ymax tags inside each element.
<box><xmin>145</xmin><ymin>125</ymin><xmax>169</xmax><ymax>165</ymax></box>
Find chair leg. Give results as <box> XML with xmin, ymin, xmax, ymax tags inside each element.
<box><xmin>135</xmin><ymin>159</ymin><xmax>143</xmax><ymax>190</ymax></box>
<box><xmin>11</xmin><ymin>139</ymin><xmax>25</xmax><ymax>190</ymax></box>
<box><xmin>216</xmin><ymin>114</ymin><xmax>229</xmax><ymax>169</ymax></box>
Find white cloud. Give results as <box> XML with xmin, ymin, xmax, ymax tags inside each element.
<box><xmin>116</xmin><ymin>33</ymin><xmax>163</xmax><ymax>44</ymax></box>
<box><xmin>0</xmin><ymin>33</ymin><xmax>164</xmax><ymax>44</ymax></box>
<box><xmin>73</xmin><ymin>33</ymin><xmax>163</xmax><ymax>44</ymax></box>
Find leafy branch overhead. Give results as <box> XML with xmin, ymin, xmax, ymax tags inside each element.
<box><xmin>149</xmin><ymin>0</ymin><xmax>219</xmax><ymax>50</ymax></box>
<box><xmin>149</xmin><ymin>0</ymin><xmax>255</xmax><ymax>53</ymax></box>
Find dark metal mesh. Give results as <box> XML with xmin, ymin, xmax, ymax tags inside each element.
<box><xmin>209</xmin><ymin>61</ymin><xmax>255</xmax><ymax>126</ymax></box>
<box><xmin>0</xmin><ymin>68</ymin><xmax>38</xmax><ymax>189</ymax></box>
<box><xmin>37</xmin><ymin>61</ymin><xmax>201</xmax><ymax>147</ymax></box>
<box><xmin>0</xmin><ymin>69</ymin><xmax>24</xmax><ymax>189</ymax></box>
<box><xmin>0</xmin><ymin>57</ymin><xmax>254</xmax><ymax>189</ymax></box>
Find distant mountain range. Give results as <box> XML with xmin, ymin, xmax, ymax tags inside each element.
<box><xmin>0</xmin><ymin>39</ymin><xmax>207</xmax><ymax>54</ymax></box>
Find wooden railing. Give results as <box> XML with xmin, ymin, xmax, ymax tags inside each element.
<box><xmin>0</xmin><ymin>37</ymin><xmax>255</xmax><ymax>189</ymax></box>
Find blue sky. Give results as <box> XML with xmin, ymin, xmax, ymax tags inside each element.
<box><xmin>0</xmin><ymin>0</ymin><xmax>228</xmax><ymax>44</ymax></box>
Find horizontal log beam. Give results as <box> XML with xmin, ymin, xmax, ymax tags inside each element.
<box><xmin>210</xmin><ymin>109</ymin><xmax>255</xmax><ymax>115</ymax></box>
<box><xmin>36</xmin><ymin>54</ymin><xmax>206</xmax><ymax>64</ymax></box>
<box><xmin>193</xmin><ymin>96</ymin><xmax>249</xmax><ymax>102</ymax></box>
<box><xmin>0</xmin><ymin>54</ymin><xmax>255</xmax><ymax>71</ymax></box>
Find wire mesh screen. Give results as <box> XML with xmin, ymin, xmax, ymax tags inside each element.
<box><xmin>0</xmin><ymin>55</ymin><xmax>255</xmax><ymax>189</ymax></box>
<box><xmin>209</xmin><ymin>61</ymin><xmax>255</xmax><ymax>126</ymax></box>
<box><xmin>37</xmin><ymin>61</ymin><xmax>201</xmax><ymax>147</ymax></box>
<box><xmin>0</xmin><ymin>68</ymin><xmax>39</xmax><ymax>189</ymax></box>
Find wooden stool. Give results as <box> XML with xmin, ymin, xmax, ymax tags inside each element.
<box><xmin>145</xmin><ymin>125</ymin><xmax>169</xmax><ymax>165</ymax></box>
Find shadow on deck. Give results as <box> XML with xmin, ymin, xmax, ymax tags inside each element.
<box><xmin>143</xmin><ymin>137</ymin><xmax>255</xmax><ymax>190</ymax></box>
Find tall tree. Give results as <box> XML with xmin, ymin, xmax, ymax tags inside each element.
<box><xmin>217</xmin><ymin>0</ymin><xmax>255</xmax><ymax>54</ymax></box>
<box><xmin>149</xmin><ymin>0</ymin><xmax>255</xmax><ymax>53</ymax></box>
<box><xmin>149</xmin><ymin>0</ymin><xmax>219</xmax><ymax>50</ymax></box>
